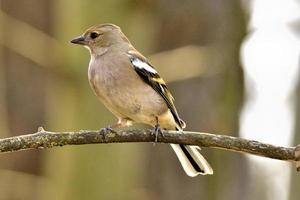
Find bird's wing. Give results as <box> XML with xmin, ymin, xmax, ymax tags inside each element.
<box><xmin>127</xmin><ymin>50</ymin><xmax>185</xmax><ymax>129</ymax></box>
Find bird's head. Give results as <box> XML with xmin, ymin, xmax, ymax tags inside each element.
<box><xmin>71</xmin><ymin>23</ymin><xmax>130</xmax><ymax>55</ymax></box>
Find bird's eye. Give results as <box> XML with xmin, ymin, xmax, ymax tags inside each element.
<box><xmin>90</xmin><ymin>32</ymin><xmax>100</xmax><ymax>39</ymax></box>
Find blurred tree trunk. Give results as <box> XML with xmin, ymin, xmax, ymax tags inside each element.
<box><xmin>0</xmin><ymin>0</ymin><xmax>53</xmax><ymax>199</ymax></box>
<box><xmin>140</xmin><ymin>1</ymin><xmax>247</xmax><ymax>199</ymax></box>
<box><xmin>290</xmin><ymin>79</ymin><xmax>300</xmax><ymax>200</ymax></box>
<box><xmin>41</xmin><ymin>1</ymin><xmax>144</xmax><ymax>200</ymax></box>
<box><xmin>0</xmin><ymin>36</ymin><xmax>9</xmax><ymax>138</ymax></box>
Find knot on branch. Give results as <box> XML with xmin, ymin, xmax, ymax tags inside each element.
<box><xmin>38</xmin><ymin>126</ymin><xmax>45</xmax><ymax>132</ymax></box>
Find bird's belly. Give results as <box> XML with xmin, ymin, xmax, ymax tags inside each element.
<box><xmin>110</xmin><ymin>84</ymin><xmax>167</xmax><ymax>120</ymax></box>
<box><xmin>89</xmin><ymin>69</ymin><xmax>168</xmax><ymax>124</ymax></box>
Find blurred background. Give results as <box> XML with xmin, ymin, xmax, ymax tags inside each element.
<box><xmin>0</xmin><ymin>0</ymin><xmax>299</xmax><ymax>200</ymax></box>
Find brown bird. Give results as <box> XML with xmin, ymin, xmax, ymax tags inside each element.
<box><xmin>71</xmin><ymin>23</ymin><xmax>213</xmax><ymax>176</ymax></box>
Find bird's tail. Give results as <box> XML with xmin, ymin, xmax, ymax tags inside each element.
<box><xmin>170</xmin><ymin>144</ymin><xmax>213</xmax><ymax>177</ymax></box>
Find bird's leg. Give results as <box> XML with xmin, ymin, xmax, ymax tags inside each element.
<box><xmin>99</xmin><ymin>118</ymin><xmax>131</xmax><ymax>140</ymax></box>
<box><xmin>151</xmin><ymin>117</ymin><xmax>163</xmax><ymax>143</ymax></box>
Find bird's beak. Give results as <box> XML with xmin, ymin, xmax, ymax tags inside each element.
<box><xmin>70</xmin><ymin>36</ymin><xmax>87</xmax><ymax>45</ymax></box>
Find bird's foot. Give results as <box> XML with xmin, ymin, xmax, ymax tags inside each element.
<box><xmin>151</xmin><ymin>124</ymin><xmax>164</xmax><ymax>143</ymax></box>
<box><xmin>99</xmin><ymin>127</ymin><xmax>115</xmax><ymax>140</ymax></box>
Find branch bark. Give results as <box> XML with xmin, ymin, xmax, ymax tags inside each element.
<box><xmin>0</xmin><ymin>127</ymin><xmax>299</xmax><ymax>171</ymax></box>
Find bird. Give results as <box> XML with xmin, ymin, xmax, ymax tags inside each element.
<box><xmin>70</xmin><ymin>23</ymin><xmax>213</xmax><ymax>177</ymax></box>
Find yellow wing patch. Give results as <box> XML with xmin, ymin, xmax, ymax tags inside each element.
<box><xmin>152</xmin><ymin>77</ymin><xmax>166</xmax><ymax>84</ymax></box>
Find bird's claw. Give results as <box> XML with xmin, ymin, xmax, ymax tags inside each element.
<box><xmin>151</xmin><ymin>124</ymin><xmax>163</xmax><ymax>143</ymax></box>
<box><xmin>99</xmin><ymin>127</ymin><xmax>115</xmax><ymax>140</ymax></box>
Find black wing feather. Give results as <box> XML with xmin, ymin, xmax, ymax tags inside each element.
<box><xmin>128</xmin><ymin>54</ymin><xmax>184</xmax><ymax>128</ymax></box>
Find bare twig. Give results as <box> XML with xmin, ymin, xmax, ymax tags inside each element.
<box><xmin>0</xmin><ymin>127</ymin><xmax>299</xmax><ymax>171</ymax></box>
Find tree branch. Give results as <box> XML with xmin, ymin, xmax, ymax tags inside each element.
<box><xmin>0</xmin><ymin>127</ymin><xmax>299</xmax><ymax>171</ymax></box>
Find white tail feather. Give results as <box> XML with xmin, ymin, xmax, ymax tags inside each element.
<box><xmin>170</xmin><ymin>144</ymin><xmax>213</xmax><ymax>177</ymax></box>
